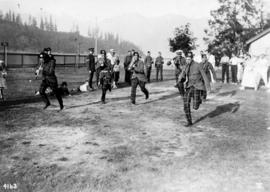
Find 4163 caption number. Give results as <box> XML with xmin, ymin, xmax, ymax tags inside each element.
<box><xmin>2</xmin><ymin>183</ymin><xmax>17</xmax><ymax>190</ymax></box>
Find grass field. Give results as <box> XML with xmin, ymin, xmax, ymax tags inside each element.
<box><xmin>0</xmin><ymin>80</ymin><xmax>270</xmax><ymax>192</ymax></box>
<box><xmin>3</xmin><ymin>67</ymin><xmax>175</xmax><ymax>100</ymax></box>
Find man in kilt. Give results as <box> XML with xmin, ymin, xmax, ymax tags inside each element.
<box><xmin>178</xmin><ymin>52</ymin><xmax>210</xmax><ymax>127</ymax></box>
<box><xmin>36</xmin><ymin>47</ymin><xmax>64</xmax><ymax>110</ymax></box>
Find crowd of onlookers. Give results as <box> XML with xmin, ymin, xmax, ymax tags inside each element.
<box><xmin>83</xmin><ymin>48</ymin><xmax>167</xmax><ymax>91</ymax></box>
<box><xmin>0</xmin><ymin>48</ymin><xmax>270</xmax><ymax>102</ymax></box>
<box><xmin>217</xmin><ymin>52</ymin><xmax>270</xmax><ymax>90</ymax></box>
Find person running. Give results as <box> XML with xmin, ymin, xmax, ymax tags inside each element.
<box><xmin>99</xmin><ymin>50</ymin><xmax>113</xmax><ymax>104</ymax></box>
<box><xmin>178</xmin><ymin>52</ymin><xmax>210</xmax><ymax>127</ymax></box>
<box><xmin>172</xmin><ymin>50</ymin><xmax>186</xmax><ymax>83</ymax></box>
<box><xmin>144</xmin><ymin>51</ymin><xmax>154</xmax><ymax>83</ymax></box>
<box><xmin>155</xmin><ymin>51</ymin><xmax>164</xmax><ymax>81</ymax></box>
<box><xmin>36</xmin><ymin>47</ymin><xmax>64</xmax><ymax>110</ymax></box>
<box><xmin>129</xmin><ymin>52</ymin><xmax>149</xmax><ymax>104</ymax></box>
<box><xmin>200</xmin><ymin>53</ymin><xmax>217</xmax><ymax>100</ymax></box>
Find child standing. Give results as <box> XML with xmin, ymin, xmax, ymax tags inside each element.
<box><xmin>113</xmin><ymin>61</ymin><xmax>120</xmax><ymax>87</ymax></box>
<box><xmin>0</xmin><ymin>60</ymin><xmax>7</xmax><ymax>100</ymax></box>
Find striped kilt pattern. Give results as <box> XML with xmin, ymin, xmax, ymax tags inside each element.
<box><xmin>183</xmin><ymin>86</ymin><xmax>204</xmax><ymax>122</ymax></box>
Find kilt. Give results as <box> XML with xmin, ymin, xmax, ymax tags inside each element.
<box><xmin>183</xmin><ymin>86</ymin><xmax>204</xmax><ymax>122</ymax></box>
<box><xmin>183</xmin><ymin>86</ymin><xmax>204</xmax><ymax>110</ymax></box>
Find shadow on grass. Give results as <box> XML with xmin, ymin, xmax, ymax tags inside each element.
<box><xmin>143</xmin><ymin>92</ymin><xmax>180</xmax><ymax>105</ymax></box>
<box><xmin>217</xmin><ymin>90</ymin><xmax>237</xmax><ymax>97</ymax></box>
<box><xmin>66</xmin><ymin>90</ymin><xmax>168</xmax><ymax>109</ymax></box>
<box><xmin>193</xmin><ymin>102</ymin><xmax>240</xmax><ymax>125</ymax></box>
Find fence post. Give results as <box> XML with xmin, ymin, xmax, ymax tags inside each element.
<box><xmin>1</xmin><ymin>42</ymin><xmax>8</xmax><ymax>68</ymax></box>
<box><xmin>63</xmin><ymin>55</ymin><xmax>66</xmax><ymax>69</ymax></box>
<box><xmin>21</xmin><ymin>54</ymin><xmax>24</xmax><ymax>67</ymax></box>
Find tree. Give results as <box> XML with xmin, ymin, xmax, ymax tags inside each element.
<box><xmin>40</xmin><ymin>18</ymin><xmax>44</xmax><ymax>30</ymax></box>
<box><xmin>169</xmin><ymin>23</ymin><xmax>197</xmax><ymax>55</ymax></box>
<box><xmin>31</xmin><ymin>17</ymin><xmax>37</xmax><ymax>27</ymax></box>
<box><xmin>54</xmin><ymin>24</ymin><xmax>57</xmax><ymax>32</ymax></box>
<box><xmin>49</xmin><ymin>15</ymin><xmax>54</xmax><ymax>31</ymax></box>
<box><xmin>12</xmin><ymin>12</ymin><xmax>16</xmax><ymax>22</ymax></box>
<box><xmin>0</xmin><ymin>10</ymin><xmax>3</xmax><ymax>20</ymax></box>
<box><xmin>204</xmin><ymin>0</ymin><xmax>269</xmax><ymax>57</ymax></box>
<box><xmin>44</xmin><ymin>17</ymin><xmax>49</xmax><ymax>31</ymax></box>
<box><xmin>15</xmin><ymin>14</ymin><xmax>22</xmax><ymax>25</ymax></box>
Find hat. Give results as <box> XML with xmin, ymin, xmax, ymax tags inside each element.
<box><xmin>175</xmin><ymin>50</ymin><xmax>183</xmax><ymax>55</ymax></box>
<box><xmin>110</xmin><ymin>49</ymin><xmax>115</xmax><ymax>53</ymax></box>
<box><xmin>44</xmin><ymin>47</ymin><xmax>51</xmax><ymax>52</ymax></box>
<box><xmin>88</xmin><ymin>48</ymin><xmax>94</xmax><ymax>51</ymax></box>
<box><xmin>100</xmin><ymin>50</ymin><xmax>106</xmax><ymax>54</ymax></box>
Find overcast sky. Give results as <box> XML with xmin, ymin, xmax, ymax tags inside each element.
<box><xmin>1</xmin><ymin>0</ymin><xmax>270</xmax><ymax>56</ymax></box>
<box><xmin>0</xmin><ymin>0</ymin><xmax>220</xmax><ymax>20</ymax></box>
<box><xmin>1</xmin><ymin>0</ymin><xmax>270</xmax><ymax>31</ymax></box>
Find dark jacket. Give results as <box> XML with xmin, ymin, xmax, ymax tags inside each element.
<box><xmin>173</xmin><ymin>56</ymin><xmax>186</xmax><ymax>70</ymax></box>
<box><xmin>200</xmin><ymin>61</ymin><xmax>217</xmax><ymax>82</ymax></box>
<box><xmin>155</xmin><ymin>56</ymin><xmax>164</xmax><ymax>67</ymax></box>
<box><xmin>130</xmin><ymin>59</ymin><xmax>147</xmax><ymax>82</ymax></box>
<box><xmin>87</xmin><ymin>54</ymin><xmax>96</xmax><ymax>71</ymax></box>
<box><xmin>42</xmin><ymin>54</ymin><xmax>56</xmax><ymax>77</ymax></box>
<box><xmin>124</xmin><ymin>55</ymin><xmax>133</xmax><ymax>70</ymax></box>
<box><xmin>178</xmin><ymin>60</ymin><xmax>210</xmax><ymax>91</ymax></box>
<box><xmin>99</xmin><ymin>58</ymin><xmax>112</xmax><ymax>81</ymax></box>
<box><xmin>144</xmin><ymin>56</ymin><xmax>153</xmax><ymax>68</ymax></box>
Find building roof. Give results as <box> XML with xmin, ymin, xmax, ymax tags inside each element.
<box><xmin>246</xmin><ymin>28</ymin><xmax>270</xmax><ymax>45</ymax></box>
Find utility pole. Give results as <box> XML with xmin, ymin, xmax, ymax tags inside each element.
<box><xmin>1</xmin><ymin>42</ymin><xmax>9</xmax><ymax>68</ymax></box>
<box><xmin>95</xmin><ymin>17</ymin><xmax>98</xmax><ymax>55</ymax></box>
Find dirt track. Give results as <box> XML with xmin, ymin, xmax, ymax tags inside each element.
<box><xmin>0</xmin><ymin>80</ymin><xmax>270</xmax><ymax>192</ymax></box>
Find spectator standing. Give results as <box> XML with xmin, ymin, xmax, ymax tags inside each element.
<box><xmin>86</xmin><ymin>48</ymin><xmax>96</xmax><ymax>90</ymax></box>
<box><xmin>230</xmin><ymin>53</ymin><xmax>239</xmax><ymax>84</ymax></box>
<box><xmin>109</xmin><ymin>49</ymin><xmax>120</xmax><ymax>88</ymax></box>
<box><xmin>124</xmin><ymin>50</ymin><xmax>133</xmax><ymax>85</ymax></box>
<box><xmin>220</xmin><ymin>53</ymin><xmax>230</xmax><ymax>83</ymax></box>
<box><xmin>155</xmin><ymin>51</ymin><xmax>164</xmax><ymax>81</ymax></box>
<box><xmin>144</xmin><ymin>51</ymin><xmax>154</xmax><ymax>83</ymax></box>
<box><xmin>0</xmin><ymin>59</ymin><xmax>7</xmax><ymax>100</ymax></box>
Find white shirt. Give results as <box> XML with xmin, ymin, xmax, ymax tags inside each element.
<box><xmin>230</xmin><ymin>56</ymin><xmax>240</xmax><ymax>66</ymax></box>
<box><xmin>221</xmin><ymin>56</ymin><xmax>230</xmax><ymax>64</ymax></box>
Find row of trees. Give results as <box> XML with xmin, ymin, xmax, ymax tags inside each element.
<box><xmin>0</xmin><ymin>10</ymin><xmax>57</xmax><ymax>32</ymax></box>
<box><xmin>0</xmin><ymin>10</ymin><xmax>142</xmax><ymax>55</ymax></box>
<box><xmin>169</xmin><ymin>0</ymin><xmax>270</xmax><ymax>59</ymax></box>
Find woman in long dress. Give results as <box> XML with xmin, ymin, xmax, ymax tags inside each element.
<box><xmin>241</xmin><ymin>56</ymin><xmax>260</xmax><ymax>90</ymax></box>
